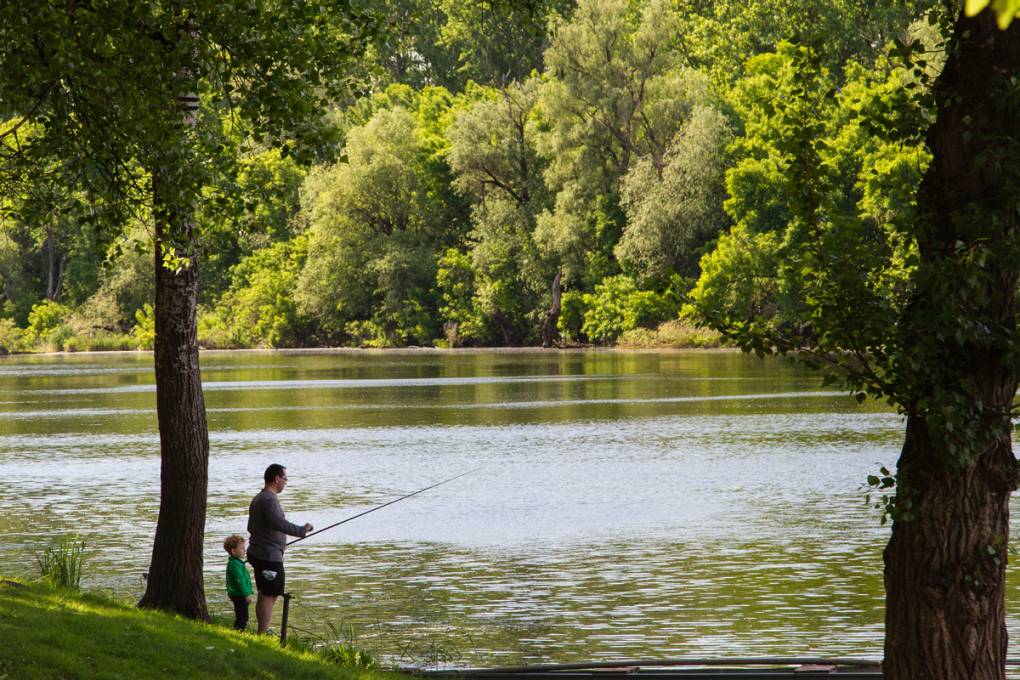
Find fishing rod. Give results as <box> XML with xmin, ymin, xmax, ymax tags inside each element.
<box><xmin>287</xmin><ymin>467</ymin><xmax>481</xmax><ymax>546</ymax></box>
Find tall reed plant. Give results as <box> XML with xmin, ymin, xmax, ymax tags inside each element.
<box><xmin>317</xmin><ymin>622</ymin><xmax>378</xmax><ymax>669</ymax></box>
<box><xmin>35</xmin><ymin>533</ymin><xmax>87</xmax><ymax>589</ymax></box>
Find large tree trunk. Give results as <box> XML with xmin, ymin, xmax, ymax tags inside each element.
<box><xmin>884</xmin><ymin>416</ymin><xmax>1015</xmax><ymax>678</ymax></box>
<box><xmin>882</xmin><ymin>10</ymin><xmax>1020</xmax><ymax>679</ymax></box>
<box><xmin>138</xmin><ymin>91</ymin><xmax>210</xmax><ymax>621</ymax></box>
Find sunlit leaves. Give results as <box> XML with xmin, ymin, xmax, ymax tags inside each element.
<box><xmin>688</xmin><ymin>40</ymin><xmax>930</xmax><ymax>402</ymax></box>
<box><xmin>445</xmin><ymin>79</ymin><xmax>553</xmax><ymax>344</ymax></box>
<box><xmin>965</xmin><ymin>0</ymin><xmax>1020</xmax><ymax>28</ymax></box>
<box><xmin>535</xmin><ymin>0</ymin><xmax>724</xmax><ymax>282</ymax></box>
<box><xmin>295</xmin><ymin>88</ymin><xmax>470</xmax><ymax>345</ymax></box>
<box><xmin>676</xmin><ymin>0</ymin><xmax>941</xmax><ymax>85</ymax></box>
<box><xmin>617</xmin><ymin>106</ymin><xmax>733</xmax><ymax>280</ymax></box>
<box><xmin>199</xmin><ymin>237</ymin><xmax>309</xmax><ymax>348</ymax></box>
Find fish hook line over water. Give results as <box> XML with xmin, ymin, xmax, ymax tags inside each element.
<box><xmin>286</xmin><ymin>467</ymin><xmax>482</xmax><ymax>546</ymax></box>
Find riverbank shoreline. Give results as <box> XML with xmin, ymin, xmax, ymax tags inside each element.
<box><xmin>0</xmin><ymin>344</ymin><xmax>740</xmax><ymax>358</ymax></box>
<box><xmin>1</xmin><ymin>318</ymin><xmax>724</xmax><ymax>357</ymax></box>
<box><xmin>0</xmin><ymin>578</ymin><xmax>396</xmax><ymax>680</ymax></box>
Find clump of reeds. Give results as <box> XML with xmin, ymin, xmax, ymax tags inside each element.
<box><xmin>317</xmin><ymin>622</ymin><xmax>378</xmax><ymax>669</ymax></box>
<box><xmin>35</xmin><ymin>533</ymin><xmax>87</xmax><ymax>589</ymax></box>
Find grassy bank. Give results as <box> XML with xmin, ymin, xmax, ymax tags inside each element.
<box><xmin>0</xmin><ymin>579</ymin><xmax>399</xmax><ymax>680</ymax></box>
<box><xmin>0</xmin><ymin>321</ymin><xmax>724</xmax><ymax>356</ymax></box>
<box><xmin>615</xmin><ymin>320</ymin><xmax>722</xmax><ymax>348</ymax></box>
<box><xmin>0</xmin><ymin>301</ymin><xmax>723</xmax><ymax>354</ymax></box>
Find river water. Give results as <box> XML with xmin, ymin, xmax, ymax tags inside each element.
<box><xmin>1</xmin><ymin>349</ymin><xmax>1016</xmax><ymax>666</ymax></box>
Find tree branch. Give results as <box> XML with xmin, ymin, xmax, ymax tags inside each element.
<box><xmin>0</xmin><ymin>82</ymin><xmax>57</xmax><ymax>144</ymax></box>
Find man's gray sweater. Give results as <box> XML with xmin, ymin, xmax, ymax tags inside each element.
<box><xmin>247</xmin><ymin>489</ymin><xmax>307</xmax><ymax>562</ymax></box>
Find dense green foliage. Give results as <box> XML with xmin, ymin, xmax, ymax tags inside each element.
<box><xmin>685</xmin><ymin>43</ymin><xmax>932</xmax><ymax>347</ymax></box>
<box><xmin>0</xmin><ymin>0</ymin><xmax>945</xmax><ymax>351</ymax></box>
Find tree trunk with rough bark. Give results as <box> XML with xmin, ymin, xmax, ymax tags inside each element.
<box><xmin>137</xmin><ymin>167</ymin><xmax>210</xmax><ymax>621</ymax></box>
<box><xmin>137</xmin><ymin>90</ymin><xmax>211</xmax><ymax>621</ymax></box>
<box><xmin>884</xmin><ymin>416</ymin><xmax>1016</xmax><ymax>679</ymax></box>
<box><xmin>542</xmin><ymin>269</ymin><xmax>562</xmax><ymax>348</ymax></box>
<box><xmin>882</xmin><ymin>10</ymin><xmax>1020</xmax><ymax>679</ymax></box>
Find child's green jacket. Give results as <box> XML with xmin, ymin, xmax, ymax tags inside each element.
<box><xmin>226</xmin><ymin>556</ymin><xmax>253</xmax><ymax>597</ymax></box>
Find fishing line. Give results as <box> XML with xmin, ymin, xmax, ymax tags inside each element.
<box><xmin>287</xmin><ymin>467</ymin><xmax>481</xmax><ymax>546</ymax></box>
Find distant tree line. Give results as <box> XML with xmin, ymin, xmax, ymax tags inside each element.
<box><xmin>0</xmin><ymin>0</ymin><xmax>938</xmax><ymax>352</ymax></box>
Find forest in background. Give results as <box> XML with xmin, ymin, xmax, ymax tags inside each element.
<box><xmin>0</xmin><ymin>0</ymin><xmax>942</xmax><ymax>352</ymax></box>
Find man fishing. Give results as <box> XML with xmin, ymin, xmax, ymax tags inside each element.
<box><xmin>247</xmin><ymin>464</ymin><xmax>313</xmax><ymax>634</ymax></box>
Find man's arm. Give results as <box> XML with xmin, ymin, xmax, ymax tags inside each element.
<box><xmin>265</xmin><ymin>495</ymin><xmax>308</xmax><ymax>537</ymax></box>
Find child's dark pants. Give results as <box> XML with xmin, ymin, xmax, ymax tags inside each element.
<box><xmin>230</xmin><ymin>595</ymin><xmax>249</xmax><ymax>631</ymax></box>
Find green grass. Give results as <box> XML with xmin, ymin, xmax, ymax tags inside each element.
<box><xmin>62</xmin><ymin>332</ymin><xmax>139</xmax><ymax>352</ymax></box>
<box><xmin>0</xmin><ymin>578</ymin><xmax>402</xmax><ymax>680</ymax></box>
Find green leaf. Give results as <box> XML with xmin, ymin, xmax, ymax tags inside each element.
<box><xmin>966</xmin><ymin>0</ymin><xmax>992</xmax><ymax>17</ymax></box>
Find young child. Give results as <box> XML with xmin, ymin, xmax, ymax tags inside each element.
<box><xmin>224</xmin><ymin>534</ymin><xmax>253</xmax><ymax>631</ymax></box>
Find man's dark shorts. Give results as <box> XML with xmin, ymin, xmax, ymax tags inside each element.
<box><xmin>248</xmin><ymin>556</ymin><xmax>285</xmax><ymax>596</ymax></box>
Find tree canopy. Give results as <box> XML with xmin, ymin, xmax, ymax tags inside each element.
<box><xmin>1</xmin><ymin>0</ymin><xmax>942</xmax><ymax>352</ymax></box>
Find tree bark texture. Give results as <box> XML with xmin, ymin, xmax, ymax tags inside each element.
<box><xmin>884</xmin><ymin>417</ymin><xmax>1016</xmax><ymax>679</ymax></box>
<box><xmin>137</xmin><ymin>167</ymin><xmax>210</xmax><ymax>621</ymax></box>
<box><xmin>883</xmin><ymin>10</ymin><xmax>1020</xmax><ymax>679</ymax></box>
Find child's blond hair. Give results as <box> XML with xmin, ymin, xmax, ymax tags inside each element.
<box><xmin>223</xmin><ymin>534</ymin><xmax>246</xmax><ymax>553</ymax></box>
